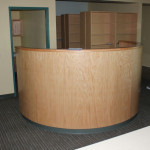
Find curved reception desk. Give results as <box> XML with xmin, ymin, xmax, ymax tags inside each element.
<box><xmin>16</xmin><ymin>46</ymin><xmax>142</xmax><ymax>134</ymax></box>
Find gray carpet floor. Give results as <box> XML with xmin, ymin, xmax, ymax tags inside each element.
<box><xmin>0</xmin><ymin>81</ymin><xmax>150</xmax><ymax>150</ymax></box>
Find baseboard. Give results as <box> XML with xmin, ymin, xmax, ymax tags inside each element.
<box><xmin>0</xmin><ymin>93</ymin><xmax>16</xmax><ymax>100</ymax></box>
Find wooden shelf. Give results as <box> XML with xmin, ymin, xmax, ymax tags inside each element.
<box><xmin>116</xmin><ymin>13</ymin><xmax>137</xmax><ymax>42</ymax></box>
<box><xmin>91</xmin><ymin>34</ymin><xmax>115</xmax><ymax>36</ymax></box>
<box><xmin>61</xmin><ymin>14</ymin><xmax>80</xmax><ymax>48</ymax></box>
<box><xmin>116</xmin><ymin>34</ymin><xmax>137</xmax><ymax>42</ymax></box>
<box><xmin>58</xmin><ymin>11</ymin><xmax>137</xmax><ymax>49</ymax></box>
<box><xmin>91</xmin><ymin>12</ymin><xmax>116</xmax><ymax>24</ymax></box>
<box><xmin>117</xmin><ymin>34</ymin><xmax>137</xmax><ymax>35</ymax></box>
<box><xmin>116</xmin><ymin>13</ymin><xmax>137</xmax><ymax>23</ymax></box>
<box><xmin>56</xmin><ymin>16</ymin><xmax>62</xmax><ymax>49</ymax></box>
<box><xmin>91</xmin><ymin>45</ymin><xmax>115</xmax><ymax>49</ymax></box>
<box><xmin>80</xmin><ymin>11</ymin><xmax>137</xmax><ymax>49</ymax></box>
<box><xmin>80</xmin><ymin>11</ymin><xmax>116</xmax><ymax>49</ymax></box>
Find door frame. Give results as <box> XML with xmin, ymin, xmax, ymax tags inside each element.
<box><xmin>9</xmin><ymin>7</ymin><xmax>50</xmax><ymax>96</ymax></box>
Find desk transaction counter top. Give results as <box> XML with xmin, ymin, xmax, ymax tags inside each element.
<box><xmin>16</xmin><ymin>46</ymin><xmax>142</xmax><ymax>134</ymax></box>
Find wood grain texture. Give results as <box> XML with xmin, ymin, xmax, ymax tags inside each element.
<box><xmin>67</xmin><ymin>14</ymin><xmax>80</xmax><ymax>48</ymax></box>
<box><xmin>16</xmin><ymin>46</ymin><xmax>142</xmax><ymax>129</ymax></box>
<box><xmin>116</xmin><ymin>13</ymin><xmax>137</xmax><ymax>43</ymax></box>
<box><xmin>80</xmin><ymin>12</ymin><xmax>86</xmax><ymax>49</ymax></box>
<box><xmin>118</xmin><ymin>41</ymin><xmax>137</xmax><ymax>48</ymax></box>
<box><xmin>62</xmin><ymin>14</ymin><xmax>80</xmax><ymax>49</ymax></box>
<box><xmin>61</xmin><ymin>15</ymin><xmax>67</xmax><ymax>49</ymax></box>
<box><xmin>81</xmin><ymin>11</ymin><xmax>116</xmax><ymax>49</ymax></box>
<box><xmin>80</xmin><ymin>11</ymin><xmax>137</xmax><ymax>49</ymax></box>
<box><xmin>86</xmin><ymin>12</ymin><xmax>91</xmax><ymax>49</ymax></box>
<box><xmin>56</xmin><ymin>16</ymin><xmax>62</xmax><ymax>49</ymax></box>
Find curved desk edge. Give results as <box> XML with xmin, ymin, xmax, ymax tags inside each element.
<box><xmin>15</xmin><ymin>46</ymin><xmax>142</xmax><ymax>53</ymax></box>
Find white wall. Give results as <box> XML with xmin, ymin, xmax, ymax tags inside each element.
<box><xmin>0</xmin><ymin>0</ymin><xmax>56</xmax><ymax>95</ymax></box>
<box><xmin>56</xmin><ymin>1</ymin><xmax>88</xmax><ymax>16</ymax></box>
<box><xmin>21</xmin><ymin>10</ymin><xmax>46</xmax><ymax>49</ymax></box>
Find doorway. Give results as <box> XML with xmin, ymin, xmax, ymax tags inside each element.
<box><xmin>9</xmin><ymin>7</ymin><xmax>50</xmax><ymax>96</ymax></box>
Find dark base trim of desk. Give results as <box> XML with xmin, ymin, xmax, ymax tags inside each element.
<box><xmin>22</xmin><ymin>114</ymin><xmax>137</xmax><ymax>134</ymax></box>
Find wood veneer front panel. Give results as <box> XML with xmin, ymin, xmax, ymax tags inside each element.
<box><xmin>16</xmin><ymin>47</ymin><xmax>141</xmax><ymax>129</ymax></box>
<box><xmin>131</xmin><ymin>47</ymin><xmax>142</xmax><ymax>117</ymax></box>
